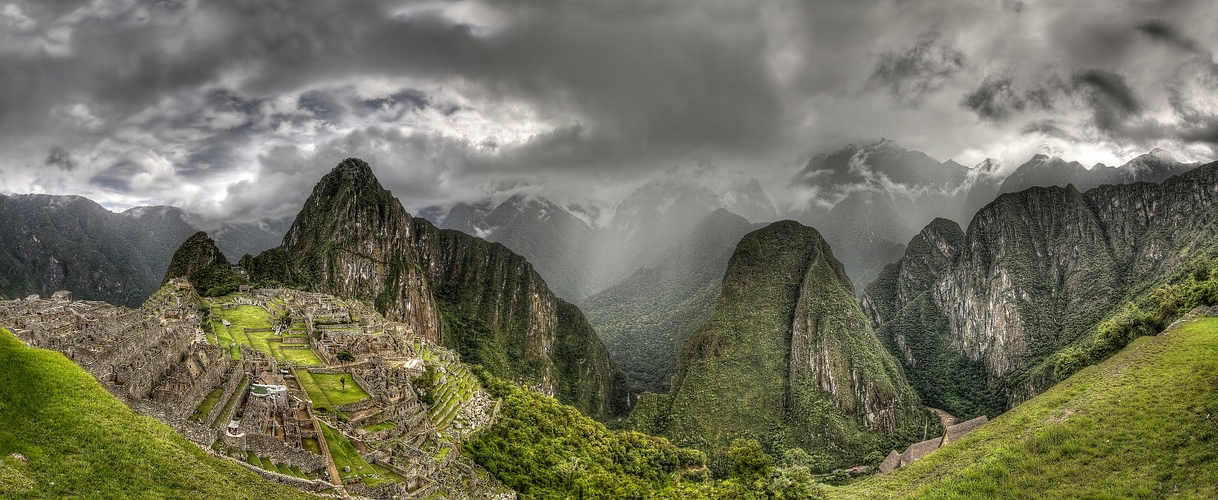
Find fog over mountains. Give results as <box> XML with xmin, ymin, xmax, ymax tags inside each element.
<box><xmin>419</xmin><ymin>141</ymin><xmax>1203</xmax><ymax>304</ymax></box>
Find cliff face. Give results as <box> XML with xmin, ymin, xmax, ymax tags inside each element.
<box><xmin>251</xmin><ymin>158</ymin><xmax>627</xmax><ymax>419</ymax></box>
<box><xmin>659</xmin><ymin>221</ymin><xmax>931</xmax><ymax>460</ymax></box>
<box><xmin>866</xmin><ymin>162</ymin><xmax>1218</xmax><ymax>414</ymax></box>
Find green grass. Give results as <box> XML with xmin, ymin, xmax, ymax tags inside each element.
<box><xmin>274</xmin><ymin>345</ymin><xmax>323</xmax><ymax>366</ymax></box>
<box><xmin>309</xmin><ymin>373</ymin><xmax>369</xmax><ymax>406</ymax></box>
<box><xmin>295</xmin><ymin>371</ymin><xmax>333</xmax><ymax>412</ymax></box>
<box><xmin>213</xmin><ymin>305</ymin><xmax>273</xmax><ymax>354</ymax></box>
<box><xmin>361</xmin><ymin>421</ymin><xmax>396</xmax><ymax>433</ymax></box>
<box><xmin>211</xmin><ymin>376</ymin><xmax>247</xmax><ymax>429</ymax></box>
<box><xmin>0</xmin><ymin>328</ymin><xmax>317</xmax><ymax>499</ymax></box>
<box><xmin>833</xmin><ymin>316</ymin><xmax>1218</xmax><ymax>499</ymax></box>
<box><xmin>318</xmin><ymin>422</ymin><xmax>401</xmax><ymax>487</ymax></box>
<box><xmin>211</xmin><ymin>320</ymin><xmax>239</xmax><ymax>359</ymax></box>
<box><xmin>301</xmin><ymin>438</ymin><xmax>321</xmax><ymax>455</ymax></box>
<box><xmin>190</xmin><ymin>387</ymin><xmax>226</xmax><ymax>423</ymax></box>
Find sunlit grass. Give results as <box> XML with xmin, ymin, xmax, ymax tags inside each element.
<box><xmin>832</xmin><ymin>317</ymin><xmax>1218</xmax><ymax>499</ymax></box>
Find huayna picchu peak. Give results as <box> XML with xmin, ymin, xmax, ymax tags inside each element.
<box><xmin>637</xmin><ymin>220</ymin><xmax>936</xmax><ymax>466</ymax></box>
<box><xmin>246</xmin><ymin>158</ymin><xmax>628</xmax><ymax>420</ymax></box>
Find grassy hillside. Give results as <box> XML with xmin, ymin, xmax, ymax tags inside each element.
<box><xmin>0</xmin><ymin>328</ymin><xmax>317</xmax><ymax>499</ymax></box>
<box><xmin>831</xmin><ymin>316</ymin><xmax>1218</xmax><ymax>499</ymax></box>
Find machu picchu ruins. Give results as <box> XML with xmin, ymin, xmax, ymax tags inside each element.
<box><xmin>0</xmin><ymin>280</ymin><xmax>514</xmax><ymax>499</ymax></box>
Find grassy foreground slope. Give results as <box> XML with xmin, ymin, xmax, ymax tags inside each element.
<box><xmin>0</xmin><ymin>328</ymin><xmax>316</xmax><ymax>499</ymax></box>
<box><xmin>833</xmin><ymin>316</ymin><xmax>1218</xmax><ymax>499</ymax></box>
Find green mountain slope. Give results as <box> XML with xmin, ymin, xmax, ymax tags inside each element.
<box><xmin>248</xmin><ymin>158</ymin><xmax>627</xmax><ymax>419</ymax></box>
<box><xmin>584</xmin><ymin>208</ymin><xmax>759</xmax><ymax>395</ymax></box>
<box><xmin>0</xmin><ymin>328</ymin><xmax>315</xmax><ymax>499</ymax></box>
<box><xmin>646</xmin><ymin>220</ymin><xmax>934</xmax><ymax>466</ymax></box>
<box><xmin>832</xmin><ymin>314</ymin><xmax>1218</xmax><ymax>499</ymax></box>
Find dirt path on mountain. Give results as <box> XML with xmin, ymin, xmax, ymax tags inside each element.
<box><xmin>927</xmin><ymin>407</ymin><xmax>957</xmax><ymax>428</ymax></box>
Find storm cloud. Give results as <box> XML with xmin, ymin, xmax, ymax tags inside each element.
<box><xmin>0</xmin><ymin>0</ymin><xmax>1216</xmax><ymax>222</ymax></box>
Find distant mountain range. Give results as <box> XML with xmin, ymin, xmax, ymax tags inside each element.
<box><xmin>0</xmin><ymin>194</ymin><xmax>287</xmax><ymax>307</ymax></box>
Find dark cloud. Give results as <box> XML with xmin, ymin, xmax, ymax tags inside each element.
<box><xmin>1136</xmin><ymin>20</ymin><xmax>1202</xmax><ymax>53</ymax></box>
<box><xmin>1071</xmin><ymin>69</ymin><xmax>1143</xmax><ymax>133</ymax></box>
<box><xmin>0</xmin><ymin>0</ymin><xmax>1215</xmax><ymax>220</ymax></box>
<box><xmin>869</xmin><ymin>31</ymin><xmax>966</xmax><ymax>107</ymax></box>
<box><xmin>45</xmin><ymin>147</ymin><xmax>74</xmax><ymax>171</ymax></box>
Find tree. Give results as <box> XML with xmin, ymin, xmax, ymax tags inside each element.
<box><xmin>726</xmin><ymin>439</ymin><xmax>772</xmax><ymax>482</ymax></box>
<box><xmin>336</xmin><ymin>350</ymin><xmax>355</xmax><ymax>366</ymax></box>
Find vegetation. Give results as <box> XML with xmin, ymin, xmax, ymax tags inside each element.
<box><xmin>0</xmin><ymin>328</ymin><xmax>315</xmax><ymax>499</ymax></box>
<box><xmin>583</xmin><ymin>209</ymin><xmax>757</xmax><ymax>395</ymax></box>
<box><xmin>309</xmin><ymin>373</ymin><xmax>369</xmax><ymax>406</ymax></box>
<box><xmin>318</xmin><ymin>422</ymin><xmax>401</xmax><ymax>487</ymax></box>
<box><xmin>654</xmin><ymin>221</ymin><xmax>932</xmax><ymax>469</ymax></box>
<box><xmin>294</xmin><ymin>370</ymin><xmax>333</xmax><ymax>412</ymax></box>
<box><xmin>1048</xmin><ymin>255</ymin><xmax>1218</xmax><ymax>383</ymax></box>
<box><xmin>190</xmin><ymin>387</ymin><xmax>226</xmax><ymax>423</ymax></box>
<box><xmin>465</xmin><ymin>369</ymin><xmax>708</xmax><ymax>499</ymax></box>
<box><xmin>467</xmin><ymin>369</ymin><xmax>833</xmax><ymax>499</ymax></box>
<box><xmin>833</xmin><ymin>316</ymin><xmax>1218</xmax><ymax>499</ymax></box>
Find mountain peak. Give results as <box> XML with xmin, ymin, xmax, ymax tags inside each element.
<box><xmin>331</xmin><ymin>157</ymin><xmax>375</xmax><ymax>178</ymax></box>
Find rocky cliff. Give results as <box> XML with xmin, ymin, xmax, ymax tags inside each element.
<box><xmin>249</xmin><ymin>158</ymin><xmax>627</xmax><ymax>419</ymax></box>
<box><xmin>652</xmin><ymin>220</ymin><xmax>932</xmax><ymax>462</ymax></box>
<box><xmin>865</xmin><ymin>162</ymin><xmax>1218</xmax><ymax>414</ymax></box>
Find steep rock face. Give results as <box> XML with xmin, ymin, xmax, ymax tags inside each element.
<box><xmin>861</xmin><ymin>218</ymin><xmax>964</xmax><ymax>329</ymax></box>
<box><xmin>252</xmin><ymin>158</ymin><xmax>627</xmax><ymax>419</ymax></box>
<box><xmin>869</xmin><ymin>162</ymin><xmax>1218</xmax><ymax>412</ymax></box>
<box><xmin>274</xmin><ymin>158</ymin><xmax>440</xmax><ymax>339</ymax></box>
<box><xmin>659</xmin><ymin>221</ymin><xmax>930</xmax><ymax>460</ymax></box>
<box><xmin>936</xmin><ymin>185</ymin><xmax>1119</xmax><ymax>381</ymax></box>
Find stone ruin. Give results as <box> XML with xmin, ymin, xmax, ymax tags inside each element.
<box><xmin>879</xmin><ymin>415</ymin><xmax>989</xmax><ymax>474</ymax></box>
<box><xmin>0</xmin><ymin>284</ymin><xmax>513</xmax><ymax>499</ymax></box>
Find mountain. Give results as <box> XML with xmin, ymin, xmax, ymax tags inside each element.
<box><xmin>833</xmin><ymin>313</ymin><xmax>1218</xmax><ymax>499</ymax></box>
<box><xmin>0</xmin><ymin>327</ymin><xmax>315</xmax><ymax>499</ymax></box>
<box><xmin>163</xmin><ymin>231</ymin><xmax>246</xmax><ymax>297</ymax></box>
<box><xmin>638</xmin><ymin>220</ymin><xmax>934</xmax><ymax>464</ymax></box>
<box><xmin>247</xmin><ymin>158</ymin><xmax>627</xmax><ymax>419</ymax></box>
<box><xmin>975</xmin><ymin>149</ymin><xmax>1199</xmax><ymax>212</ymax></box>
<box><xmin>791</xmin><ymin>139</ymin><xmax>972</xmax><ymax>230</ymax></box>
<box><xmin>0</xmin><ymin>194</ymin><xmax>287</xmax><ymax>307</ymax></box>
<box><xmin>817</xmin><ymin>190</ymin><xmax>911</xmax><ymax>294</ymax></box>
<box><xmin>863</xmin><ymin>161</ymin><xmax>1218</xmax><ymax>416</ymax></box>
<box><xmin>790</xmin><ymin>140</ymin><xmax>978</xmax><ymax>293</ymax></box>
<box><xmin>421</xmin><ymin>165</ymin><xmax>778</xmax><ymax>304</ymax></box>
<box><xmin>0</xmin><ymin>194</ymin><xmax>174</xmax><ymax>307</ymax></box>
<box><xmin>583</xmin><ymin>208</ymin><xmax>760</xmax><ymax>395</ymax></box>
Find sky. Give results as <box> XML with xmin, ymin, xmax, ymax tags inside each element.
<box><xmin>1</xmin><ymin>0</ymin><xmax>1216</xmax><ymax>224</ymax></box>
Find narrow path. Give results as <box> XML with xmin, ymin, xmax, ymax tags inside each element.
<box><xmin>927</xmin><ymin>407</ymin><xmax>957</xmax><ymax>428</ymax></box>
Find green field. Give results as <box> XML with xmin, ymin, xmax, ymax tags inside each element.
<box><xmin>190</xmin><ymin>387</ymin><xmax>226</xmax><ymax>423</ymax></box>
<box><xmin>212</xmin><ymin>304</ymin><xmax>325</xmax><ymax>366</ymax></box>
<box><xmin>0</xmin><ymin>328</ymin><xmax>316</xmax><ymax>499</ymax></box>
<box><xmin>319</xmin><ymin>422</ymin><xmax>401</xmax><ymax>487</ymax></box>
<box><xmin>295</xmin><ymin>371</ymin><xmax>333</xmax><ymax>412</ymax></box>
<box><xmin>309</xmin><ymin>373</ymin><xmax>370</xmax><ymax>406</ymax></box>
<box><xmin>274</xmin><ymin>345</ymin><xmax>323</xmax><ymax>366</ymax></box>
<box><xmin>832</xmin><ymin>317</ymin><xmax>1218</xmax><ymax>499</ymax></box>
<box><xmin>361</xmin><ymin>421</ymin><xmax>396</xmax><ymax>433</ymax></box>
